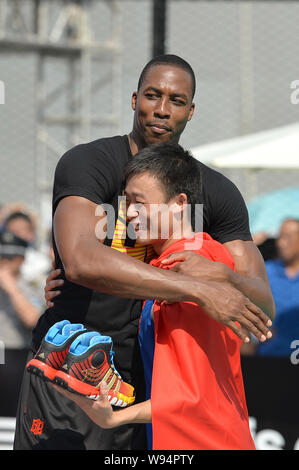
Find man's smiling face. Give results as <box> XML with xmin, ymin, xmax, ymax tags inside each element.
<box><xmin>125</xmin><ymin>172</ymin><xmax>179</xmax><ymax>247</ymax></box>
<box><xmin>125</xmin><ymin>171</ymin><xmax>190</xmax><ymax>252</ymax></box>
<box><xmin>131</xmin><ymin>64</ymin><xmax>195</xmax><ymax>146</ymax></box>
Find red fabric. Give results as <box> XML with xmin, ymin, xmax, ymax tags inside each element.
<box><xmin>150</xmin><ymin>233</ymin><xmax>255</xmax><ymax>450</ymax></box>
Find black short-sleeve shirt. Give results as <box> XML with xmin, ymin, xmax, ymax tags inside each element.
<box><xmin>32</xmin><ymin>135</ymin><xmax>252</xmax><ymax>383</ymax></box>
<box><xmin>199</xmin><ymin>161</ymin><xmax>252</xmax><ymax>243</ymax></box>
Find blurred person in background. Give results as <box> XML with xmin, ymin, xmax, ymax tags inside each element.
<box><xmin>252</xmin><ymin>232</ymin><xmax>278</xmax><ymax>262</ymax></box>
<box><xmin>1</xmin><ymin>208</ymin><xmax>51</xmax><ymax>312</ymax></box>
<box><xmin>257</xmin><ymin>218</ymin><xmax>299</xmax><ymax>357</ymax></box>
<box><xmin>242</xmin><ymin>219</ymin><xmax>299</xmax><ymax>357</ymax></box>
<box><xmin>3</xmin><ymin>211</ymin><xmax>36</xmax><ymax>244</ymax></box>
<box><xmin>0</xmin><ymin>230</ymin><xmax>40</xmax><ymax>417</ymax></box>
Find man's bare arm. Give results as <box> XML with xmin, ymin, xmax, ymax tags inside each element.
<box><xmin>54</xmin><ymin>196</ymin><xmax>205</xmax><ymax>303</ymax></box>
<box><xmin>223</xmin><ymin>240</ymin><xmax>276</xmax><ymax>321</ymax></box>
<box><xmin>52</xmin><ymin>196</ymin><xmax>272</xmax><ymax>342</ymax></box>
<box><xmin>159</xmin><ymin>239</ymin><xmax>275</xmax><ymax>325</ymax></box>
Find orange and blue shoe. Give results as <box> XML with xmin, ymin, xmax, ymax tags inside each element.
<box><xmin>26</xmin><ymin>320</ymin><xmax>86</xmax><ymax>382</ymax></box>
<box><xmin>54</xmin><ymin>331</ymin><xmax>135</xmax><ymax>407</ymax></box>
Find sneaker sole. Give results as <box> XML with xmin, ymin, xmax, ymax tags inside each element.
<box><xmin>54</xmin><ymin>370</ymin><xmax>135</xmax><ymax>407</ymax></box>
<box><xmin>27</xmin><ymin>359</ymin><xmax>58</xmax><ymax>382</ymax></box>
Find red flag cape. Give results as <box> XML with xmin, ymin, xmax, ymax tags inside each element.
<box><xmin>150</xmin><ymin>233</ymin><xmax>255</xmax><ymax>450</ymax></box>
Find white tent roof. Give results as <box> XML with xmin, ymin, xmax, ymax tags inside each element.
<box><xmin>191</xmin><ymin>122</ymin><xmax>299</xmax><ymax>169</ymax></box>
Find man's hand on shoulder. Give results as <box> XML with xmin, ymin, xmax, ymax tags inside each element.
<box><xmin>161</xmin><ymin>243</ymin><xmax>274</xmax><ymax>343</ymax></box>
<box><xmin>196</xmin><ymin>279</ymin><xmax>272</xmax><ymax>344</ymax></box>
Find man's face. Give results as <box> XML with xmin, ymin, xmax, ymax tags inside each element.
<box><xmin>276</xmin><ymin>219</ymin><xmax>299</xmax><ymax>263</ymax></box>
<box><xmin>6</xmin><ymin>218</ymin><xmax>35</xmax><ymax>244</ymax></box>
<box><xmin>132</xmin><ymin>65</ymin><xmax>195</xmax><ymax>146</ymax></box>
<box><xmin>125</xmin><ymin>173</ymin><xmax>184</xmax><ymax>247</ymax></box>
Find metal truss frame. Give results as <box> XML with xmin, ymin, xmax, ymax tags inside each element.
<box><xmin>0</xmin><ymin>0</ymin><xmax>122</xmax><ymax>227</ymax></box>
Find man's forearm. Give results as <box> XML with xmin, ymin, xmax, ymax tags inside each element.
<box><xmin>65</xmin><ymin>237</ymin><xmax>203</xmax><ymax>305</ymax></box>
<box><xmin>59</xmin><ymin>239</ymin><xmax>273</xmax><ymax>342</ymax></box>
<box><xmin>227</xmin><ymin>269</ymin><xmax>275</xmax><ymax>321</ymax></box>
<box><xmin>223</xmin><ymin>240</ymin><xmax>276</xmax><ymax>321</ymax></box>
<box><xmin>6</xmin><ymin>285</ymin><xmax>39</xmax><ymax>328</ymax></box>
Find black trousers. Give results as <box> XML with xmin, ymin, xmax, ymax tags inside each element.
<box><xmin>13</xmin><ymin>350</ymin><xmax>147</xmax><ymax>450</ymax></box>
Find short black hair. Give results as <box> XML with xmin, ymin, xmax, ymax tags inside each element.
<box><xmin>4</xmin><ymin>211</ymin><xmax>33</xmax><ymax>227</ymax></box>
<box><xmin>137</xmin><ymin>54</ymin><xmax>196</xmax><ymax>99</ymax></box>
<box><xmin>125</xmin><ymin>143</ymin><xmax>202</xmax><ymax>228</ymax></box>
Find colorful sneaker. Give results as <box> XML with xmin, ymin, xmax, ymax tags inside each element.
<box><xmin>27</xmin><ymin>320</ymin><xmax>86</xmax><ymax>382</ymax></box>
<box><xmin>54</xmin><ymin>331</ymin><xmax>135</xmax><ymax>407</ymax></box>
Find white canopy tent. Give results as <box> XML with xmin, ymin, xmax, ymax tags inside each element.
<box><xmin>190</xmin><ymin>122</ymin><xmax>299</xmax><ymax>236</ymax></box>
<box><xmin>190</xmin><ymin>122</ymin><xmax>299</xmax><ymax>169</ymax></box>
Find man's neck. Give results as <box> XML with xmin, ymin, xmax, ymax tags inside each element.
<box><xmin>128</xmin><ymin>132</ymin><xmax>146</xmax><ymax>156</ymax></box>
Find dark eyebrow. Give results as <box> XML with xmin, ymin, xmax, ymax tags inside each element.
<box><xmin>143</xmin><ymin>86</ymin><xmax>161</xmax><ymax>94</ymax></box>
<box><xmin>144</xmin><ymin>86</ymin><xmax>188</xmax><ymax>101</ymax></box>
<box><xmin>170</xmin><ymin>93</ymin><xmax>188</xmax><ymax>101</ymax></box>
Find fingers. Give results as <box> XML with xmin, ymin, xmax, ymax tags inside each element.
<box><xmin>226</xmin><ymin>321</ymin><xmax>251</xmax><ymax>343</ymax></box>
<box><xmin>225</xmin><ymin>314</ymin><xmax>272</xmax><ymax>344</ymax></box>
<box><xmin>238</xmin><ymin>300</ymin><xmax>272</xmax><ymax>342</ymax></box>
<box><xmin>45</xmin><ymin>279</ymin><xmax>64</xmax><ymax>294</ymax></box>
<box><xmin>46</xmin><ymin>269</ymin><xmax>62</xmax><ymax>284</ymax></box>
<box><xmin>46</xmin><ymin>294</ymin><xmax>61</xmax><ymax>309</ymax></box>
<box><xmin>167</xmin><ymin>264</ymin><xmax>181</xmax><ymax>273</ymax></box>
<box><xmin>241</xmin><ymin>316</ymin><xmax>272</xmax><ymax>343</ymax></box>
<box><xmin>45</xmin><ymin>284</ymin><xmax>63</xmax><ymax>308</ymax></box>
<box><xmin>161</xmin><ymin>251</ymin><xmax>188</xmax><ymax>265</ymax></box>
<box><xmin>98</xmin><ymin>381</ymin><xmax>109</xmax><ymax>404</ymax></box>
<box><xmin>44</xmin><ymin>269</ymin><xmax>64</xmax><ymax>308</ymax></box>
<box><xmin>230</xmin><ymin>304</ymin><xmax>273</xmax><ymax>342</ymax></box>
<box><xmin>239</xmin><ymin>327</ymin><xmax>251</xmax><ymax>343</ymax></box>
<box><xmin>245</xmin><ymin>300</ymin><xmax>273</xmax><ymax>327</ymax></box>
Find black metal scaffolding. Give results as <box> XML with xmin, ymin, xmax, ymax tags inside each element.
<box><xmin>152</xmin><ymin>0</ymin><xmax>167</xmax><ymax>57</ymax></box>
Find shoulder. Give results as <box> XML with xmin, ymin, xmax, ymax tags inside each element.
<box><xmin>197</xmin><ymin>160</ymin><xmax>247</xmax><ymax>216</ymax></box>
<box><xmin>53</xmin><ymin>135</ymin><xmax>129</xmax><ymax>209</ymax></box>
<box><xmin>198</xmin><ymin>161</ymin><xmax>242</xmax><ymax>196</ymax></box>
<box><xmin>89</xmin><ymin>135</ymin><xmax>129</xmax><ymax>152</ymax></box>
<box><xmin>57</xmin><ymin>142</ymin><xmax>97</xmax><ymax>169</ymax></box>
<box><xmin>196</xmin><ymin>161</ymin><xmax>251</xmax><ymax>243</ymax></box>
<box><xmin>201</xmin><ymin>234</ymin><xmax>235</xmax><ymax>269</ymax></box>
<box><xmin>58</xmin><ymin>135</ymin><xmax>128</xmax><ymax>168</ymax></box>
<box><xmin>55</xmin><ymin>135</ymin><xmax>130</xmax><ymax>188</ymax></box>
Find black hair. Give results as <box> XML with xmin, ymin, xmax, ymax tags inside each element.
<box><xmin>137</xmin><ymin>54</ymin><xmax>196</xmax><ymax>99</ymax></box>
<box><xmin>282</xmin><ymin>218</ymin><xmax>299</xmax><ymax>225</ymax></box>
<box><xmin>4</xmin><ymin>211</ymin><xmax>33</xmax><ymax>227</ymax></box>
<box><xmin>125</xmin><ymin>142</ymin><xmax>202</xmax><ymax>229</ymax></box>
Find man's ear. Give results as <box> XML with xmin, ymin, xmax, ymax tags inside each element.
<box><xmin>131</xmin><ymin>91</ymin><xmax>137</xmax><ymax>111</ymax></box>
<box><xmin>171</xmin><ymin>193</ymin><xmax>188</xmax><ymax>218</ymax></box>
<box><xmin>176</xmin><ymin>193</ymin><xmax>188</xmax><ymax>208</ymax></box>
<box><xmin>188</xmin><ymin>102</ymin><xmax>195</xmax><ymax>122</ymax></box>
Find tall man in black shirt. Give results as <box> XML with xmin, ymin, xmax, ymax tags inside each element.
<box><xmin>14</xmin><ymin>55</ymin><xmax>274</xmax><ymax>450</ymax></box>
